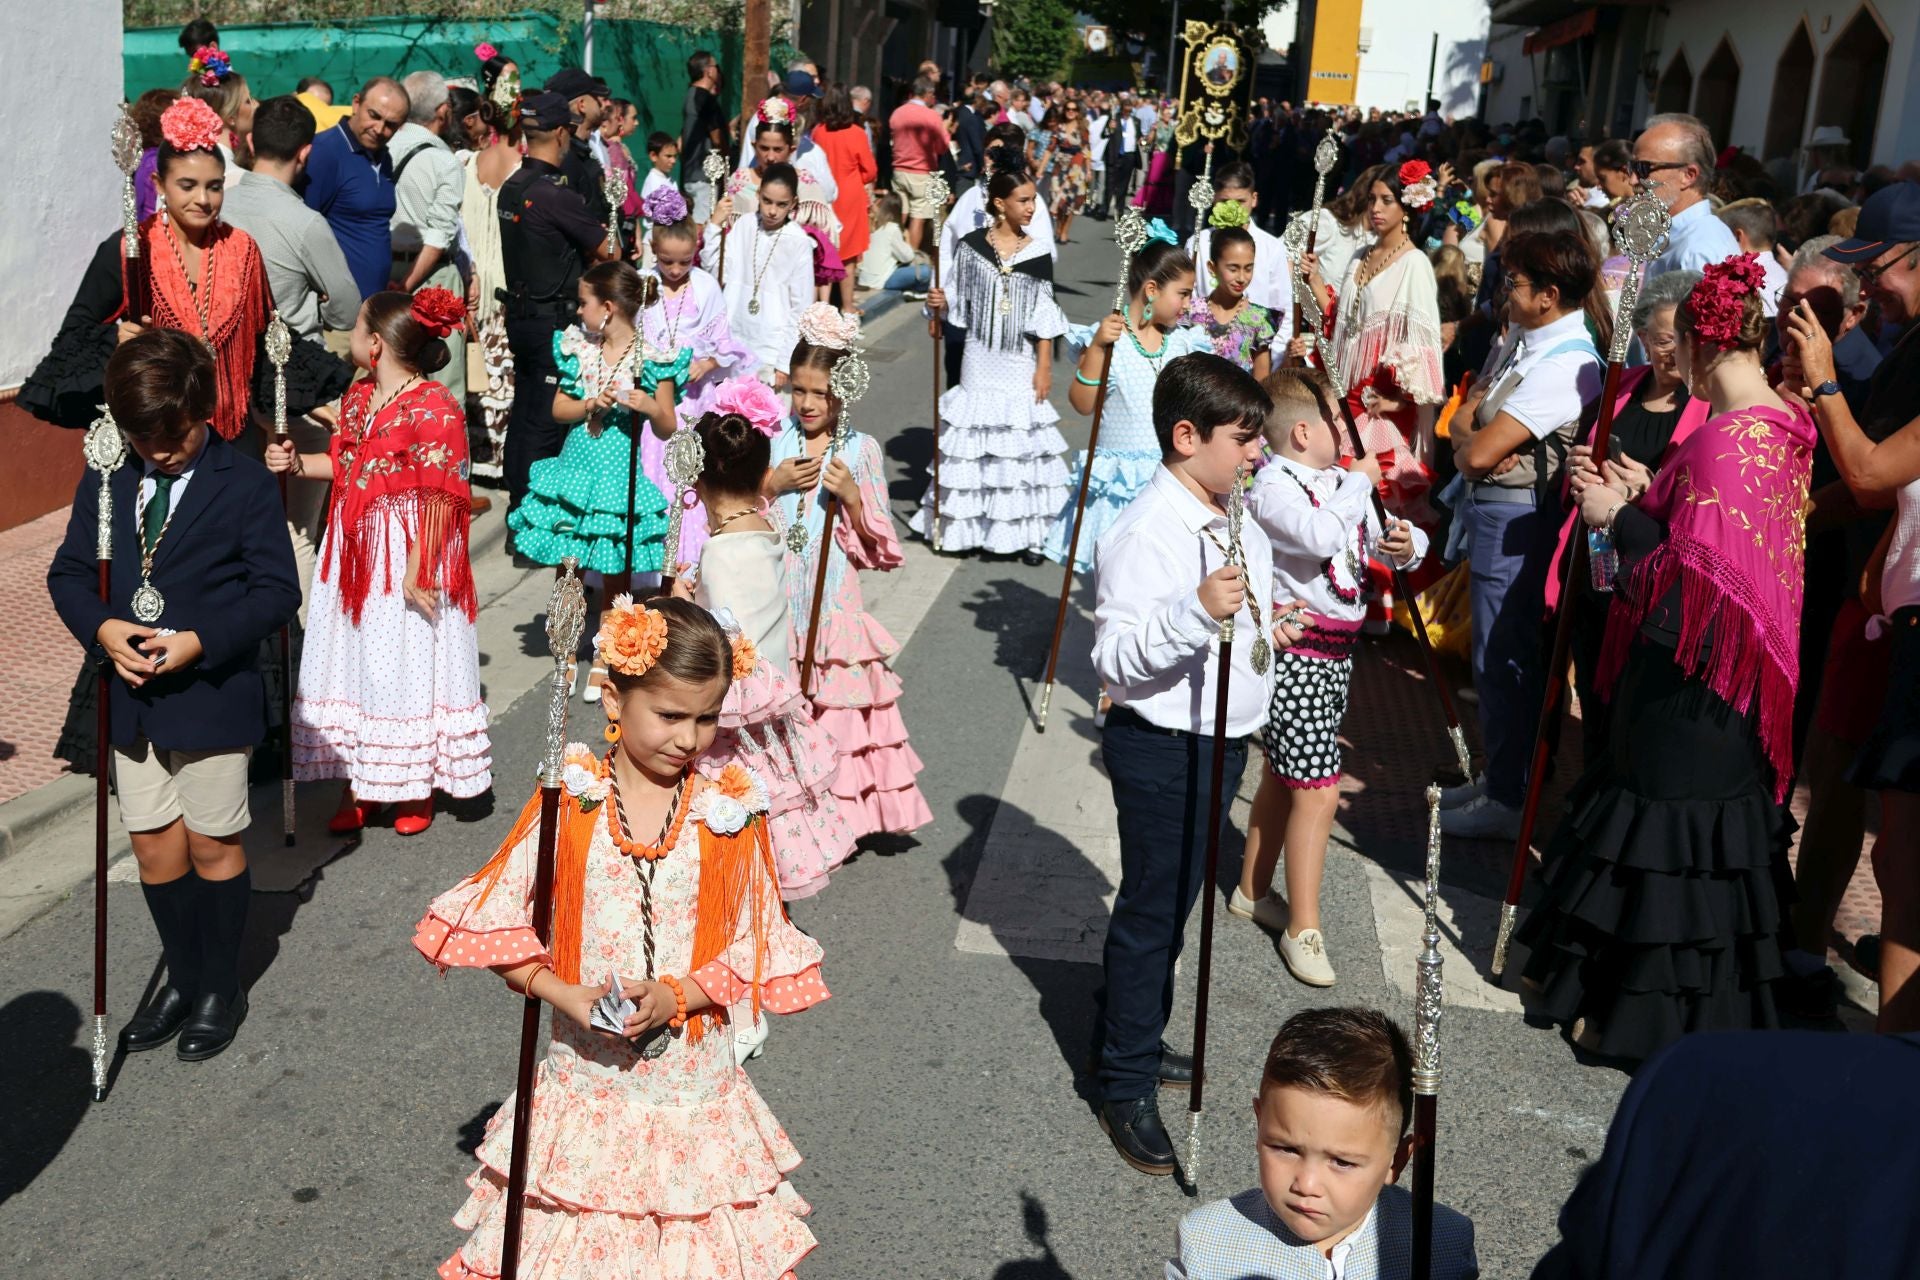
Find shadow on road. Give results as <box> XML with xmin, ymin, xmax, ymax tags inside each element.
<box><xmin>989</xmin><ymin>1191</ymin><xmax>1078</xmax><ymax>1279</ymax></box>
<box><xmin>0</xmin><ymin>991</ymin><xmax>91</xmax><ymax>1206</ymax></box>
<box><xmin>457</xmin><ymin>1100</ymin><xmax>503</xmax><ymax>1156</ymax></box>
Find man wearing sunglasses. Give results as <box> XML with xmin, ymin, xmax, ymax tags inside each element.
<box><xmin>1633</xmin><ymin>112</ymin><xmax>1740</xmax><ymax>278</ymax></box>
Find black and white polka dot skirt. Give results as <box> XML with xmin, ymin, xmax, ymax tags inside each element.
<box><xmin>1264</xmin><ymin>650</ymin><xmax>1354</xmax><ymax>787</ymax></box>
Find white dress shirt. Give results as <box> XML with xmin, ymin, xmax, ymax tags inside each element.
<box><xmin>1480</xmin><ymin>309</ymin><xmax>1604</xmax><ymax>441</ymax></box>
<box><xmin>1249</xmin><ymin>457</ymin><xmax>1428</xmax><ymax>624</ymax></box>
<box><xmin>1093</xmin><ymin>466</ymin><xmax>1275</xmax><ymax>737</ymax></box>
<box><xmin>1190</xmin><ymin>223</ymin><xmax>1295</xmax><ymax>333</ymax></box>
<box><xmin>1648</xmin><ymin>197</ymin><xmax>1741</xmax><ymax>278</ymax></box>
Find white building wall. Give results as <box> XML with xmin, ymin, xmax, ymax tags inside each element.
<box><xmin>1631</xmin><ymin>0</ymin><xmax>1913</xmax><ymax>166</ymax></box>
<box><xmin>1354</xmin><ymin>0</ymin><xmax>1491</xmax><ymax>116</ymax></box>
<box><xmin>0</xmin><ymin>0</ymin><xmax>123</xmax><ymax>387</ymax></box>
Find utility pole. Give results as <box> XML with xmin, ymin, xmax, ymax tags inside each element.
<box><xmin>743</xmin><ymin>0</ymin><xmax>772</xmax><ymax>124</ymax></box>
<box><xmin>1425</xmin><ymin>32</ymin><xmax>1438</xmax><ymax>108</ymax></box>
<box><xmin>1165</xmin><ymin>0</ymin><xmax>1183</xmax><ymax>96</ymax></box>
<box><xmin>583</xmin><ymin>0</ymin><xmax>596</xmax><ymax>74</ymax></box>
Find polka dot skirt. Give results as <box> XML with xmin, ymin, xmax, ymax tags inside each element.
<box><xmin>1264</xmin><ymin>650</ymin><xmax>1353</xmax><ymax>788</ymax></box>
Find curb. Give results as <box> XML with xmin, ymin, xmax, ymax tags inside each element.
<box><xmin>0</xmin><ymin>771</ymin><xmax>94</xmax><ymax>865</ymax></box>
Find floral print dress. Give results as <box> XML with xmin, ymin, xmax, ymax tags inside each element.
<box><xmin>1182</xmin><ymin>295</ymin><xmax>1277</xmax><ymax>374</ymax></box>
<box><xmin>414</xmin><ymin>767</ymin><xmax>829</xmax><ymax>1279</ymax></box>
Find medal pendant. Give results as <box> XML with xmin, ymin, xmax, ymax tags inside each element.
<box><xmin>635</xmin><ymin>1025</ymin><xmax>672</xmax><ymax>1060</ymax></box>
<box><xmin>748</xmin><ymin>298</ymin><xmax>761</xmax><ymax>315</ymax></box>
<box><xmin>1251</xmin><ymin>635</ymin><xmax>1272</xmax><ymax>676</ymax></box>
<box><xmin>131</xmin><ymin>581</ymin><xmax>165</xmax><ymax>623</ymax></box>
<box><xmin>785</xmin><ymin>522</ymin><xmax>810</xmax><ymax>555</ymax></box>
<box><xmin>999</xmin><ymin>296</ymin><xmax>1012</xmax><ymax>316</ymax></box>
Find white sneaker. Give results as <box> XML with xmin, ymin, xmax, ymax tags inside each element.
<box><xmin>1279</xmin><ymin>928</ymin><xmax>1337</xmax><ymax>987</ymax></box>
<box><xmin>1439</xmin><ymin>793</ymin><xmax>1522</xmax><ymax>840</ymax></box>
<box><xmin>1227</xmin><ymin>887</ymin><xmax>1290</xmax><ymax>932</ymax></box>
<box><xmin>1438</xmin><ymin>774</ymin><xmax>1485</xmax><ymax>809</ymax></box>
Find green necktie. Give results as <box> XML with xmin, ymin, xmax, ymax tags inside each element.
<box><xmin>143</xmin><ymin>472</ymin><xmax>175</xmax><ymax>555</ymax></box>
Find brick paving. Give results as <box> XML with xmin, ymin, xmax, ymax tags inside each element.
<box><xmin>0</xmin><ymin>509</ymin><xmax>83</xmax><ymax>806</ymax></box>
<box><xmin>0</xmin><ymin>503</ymin><xmax>1886</xmax><ymax>949</ymax></box>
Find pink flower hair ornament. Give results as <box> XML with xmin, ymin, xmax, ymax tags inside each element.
<box><xmin>474</xmin><ymin>42</ymin><xmax>499</xmax><ymax>63</ymax></box>
<box><xmin>160</xmin><ymin>97</ymin><xmax>228</xmax><ymax>153</ymax></box>
<box><xmin>708</xmin><ymin>377</ymin><xmax>786</xmax><ymax>437</ymax></box>
<box><xmin>1685</xmin><ymin>254</ymin><xmax>1768</xmax><ymax>348</ymax></box>
<box><xmin>796</xmin><ymin>302</ymin><xmax>860</xmax><ymax>351</ymax></box>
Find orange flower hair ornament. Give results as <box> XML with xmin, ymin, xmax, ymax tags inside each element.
<box><xmin>593</xmin><ymin>593</ymin><xmax>670</xmax><ymax>678</ymax></box>
<box><xmin>160</xmin><ymin>98</ymin><xmax>227</xmax><ymax>153</ymax></box>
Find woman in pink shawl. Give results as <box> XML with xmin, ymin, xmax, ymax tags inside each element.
<box><xmin>1517</xmin><ymin>256</ymin><xmax>1813</xmax><ymax>1063</ymax></box>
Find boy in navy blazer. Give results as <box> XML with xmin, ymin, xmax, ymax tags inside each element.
<box><xmin>47</xmin><ymin>330</ymin><xmax>300</xmax><ymax>1062</ymax></box>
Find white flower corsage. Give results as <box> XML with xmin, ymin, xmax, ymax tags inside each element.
<box><xmin>695</xmin><ymin>762</ymin><xmax>772</xmax><ymax>835</ymax></box>
<box><xmin>562</xmin><ymin>743</ymin><xmax>611</xmax><ymax>808</ymax></box>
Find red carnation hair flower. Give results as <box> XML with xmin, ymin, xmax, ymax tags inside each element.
<box><xmin>160</xmin><ymin>97</ymin><xmax>227</xmax><ymax>153</ymax></box>
<box><xmin>1397</xmin><ymin>159</ymin><xmax>1432</xmax><ymax>187</ymax></box>
<box><xmin>410</xmin><ymin>287</ymin><xmax>468</xmax><ymax>338</ymax></box>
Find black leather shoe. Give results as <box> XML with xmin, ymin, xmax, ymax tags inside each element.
<box><xmin>177</xmin><ymin>989</ymin><xmax>248</xmax><ymax>1062</ymax></box>
<box><xmin>1158</xmin><ymin>1046</ymin><xmax>1194</xmax><ymax>1089</ymax></box>
<box><xmin>118</xmin><ymin>986</ymin><xmax>193</xmax><ymax>1052</ymax></box>
<box><xmin>1098</xmin><ymin>1095</ymin><xmax>1177</xmax><ymax>1175</ymax></box>
<box><xmin>1021</xmin><ymin>549</ymin><xmax>1046</xmax><ymax>567</ymax></box>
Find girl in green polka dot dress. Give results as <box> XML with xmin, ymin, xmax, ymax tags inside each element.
<box><xmin>510</xmin><ymin>262</ymin><xmax>688</xmax><ymax>696</ymax></box>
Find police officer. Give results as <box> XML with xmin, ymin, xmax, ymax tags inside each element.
<box><xmin>499</xmin><ymin>90</ymin><xmax>612</xmax><ymax>518</ymax></box>
<box><xmin>544</xmin><ymin>68</ymin><xmax>612</xmax><ymax>227</ymax></box>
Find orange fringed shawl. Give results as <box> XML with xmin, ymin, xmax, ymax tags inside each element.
<box><xmin>133</xmin><ymin>217</ymin><xmax>270</xmax><ymax>441</ymax></box>
<box><xmin>462</xmin><ymin>776</ymin><xmax>785</xmax><ymax>1040</ymax></box>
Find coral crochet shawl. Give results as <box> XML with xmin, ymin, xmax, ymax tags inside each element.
<box><xmin>463</xmin><ymin>778</ymin><xmax>786</xmax><ymax>1039</ymax></box>
<box><xmin>323</xmin><ymin>379</ymin><xmax>477</xmax><ymax>624</ymax></box>
<box><xmin>133</xmin><ymin>216</ymin><xmax>269</xmax><ymax>440</ymax></box>
<box><xmin>1596</xmin><ymin>401</ymin><xmax>1815</xmax><ymax>797</ymax></box>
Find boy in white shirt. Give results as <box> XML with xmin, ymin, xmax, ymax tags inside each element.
<box><xmin>1235</xmin><ymin>368</ymin><xmax>1428</xmax><ymax>987</ymax></box>
<box><xmin>1090</xmin><ymin>352</ymin><xmax>1307</xmax><ymax>1177</ymax></box>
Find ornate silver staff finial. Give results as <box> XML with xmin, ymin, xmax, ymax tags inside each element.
<box><xmin>602</xmin><ymin>164</ymin><xmax>630</xmax><ymax>256</ymax></box>
<box><xmin>1605</xmin><ymin>189</ymin><xmax>1675</xmax><ymax>364</ymax></box>
<box><xmin>1414</xmin><ymin>784</ymin><xmax>1445</xmax><ymax>1098</ymax></box>
<box><xmin>926</xmin><ymin>172</ymin><xmax>951</xmax><ymax>231</ymax></box>
<box><xmin>112</xmin><ymin>107</ymin><xmax>142</xmax><ymax>260</ymax></box>
<box><xmin>540</xmin><ymin>559</ymin><xmax>588</xmax><ymax>786</ymax></box>
<box><xmin>702</xmin><ymin>150</ymin><xmax>729</xmax><ymax>185</ymax></box>
<box><xmin>1221</xmin><ymin>464</ymin><xmax>1246</xmax><ymax>649</ymax></box>
<box><xmin>1111</xmin><ymin>207</ymin><xmax>1150</xmax><ymax>313</ymax></box>
<box><xmin>264</xmin><ymin>312</ymin><xmax>292</xmax><ymax>437</ymax></box>
<box><xmin>84</xmin><ymin>407</ymin><xmax>128</xmax><ymax>563</ymax></box>
<box><xmin>1312</xmin><ymin>129</ymin><xmax>1340</xmax><ymax>181</ymax></box>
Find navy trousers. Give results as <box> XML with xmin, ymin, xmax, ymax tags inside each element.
<box><xmin>1097</xmin><ymin>707</ymin><xmax>1248</xmax><ymax>1103</ymax></box>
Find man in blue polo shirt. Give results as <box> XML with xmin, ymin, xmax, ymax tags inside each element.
<box><xmin>302</xmin><ymin>77</ymin><xmax>410</xmax><ymax>304</ymax></box>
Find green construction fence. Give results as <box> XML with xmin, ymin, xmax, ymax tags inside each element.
<box><xmin>125</xmin><ymin>11</ymin><xmax>745</xmax><ymax>147</ymax></box>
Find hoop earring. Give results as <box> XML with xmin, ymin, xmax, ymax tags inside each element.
<box><xmin>603</xmin><ymin>722</ymin><xmax>622</xmax><ymax>744</ymax></box>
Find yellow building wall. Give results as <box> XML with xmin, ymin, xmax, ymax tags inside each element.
<box><xmin>1308</xmin><ymin>0</ymin><xmax>1363</xmax><ymax>106</ymax></box>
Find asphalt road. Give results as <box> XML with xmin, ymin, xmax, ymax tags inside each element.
<box><xmin>0</xmin><ymin>227</ymin><xmax>1633</xmax><ymax>1279</ymax></box>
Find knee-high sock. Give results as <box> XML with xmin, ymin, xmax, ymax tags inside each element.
<box><xmin>140</xmin><ymin>872</ymin><xmax>202</xmax><ymax>997</ymax></box>
<box><xmin>196</xmin><ymin>868</ymin><xmax>251</xmax><ymax>1002</ymax></box>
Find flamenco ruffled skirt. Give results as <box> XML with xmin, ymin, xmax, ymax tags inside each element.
<box><xmin>1515</xmin><ymin>650</ymin><xmax>1789</xmax><ymax>1062</ymax></box>
<box><xmin>909</xmin><ymin>347</ymin><xmax>1069</xmax><ymax>556</ymax></box>
<box><xmin>1041</xmin><ymin>448</ymin><xmax>1160</xmax><ymax>574</ymax></box>
<box><xmin>507</xmin><ymin>423</ymin><xmax>671</xmax><ymax>577</ymax></box>
<box><xmin>293</xmin><ymin>515</ymin><xmax>492</xmax><ymax>803</ymax></box>
<box><xmin>702</xmin><ymin>660</ymin><xmax>856</xmax><ymax>900</ymax></box>
<box><xmin>803</xmin><ymin>610</ymin><xmax>933</xmax><ymax>838</ymax></box>
<box><xmin>437</xmin><ymin>1050</ymin><xmax>816</xmax><ymax>1280</ymax></box>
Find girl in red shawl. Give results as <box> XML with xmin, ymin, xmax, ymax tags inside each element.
<box><xmin>29</xmin><ymin>96</ymin><xmax>350</xmax><ymax>778</ymax></box>
<box><xmin>268</xmin><ymin>291</ymin><xmax>490</xmax><ymax>837</ymax></box>
<box><xmin>1517</xmin><ymin>257</ymin><xmax>1812</xmax><ymax>1062</ymax></box>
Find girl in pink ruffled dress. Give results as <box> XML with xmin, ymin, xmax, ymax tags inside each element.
<box><xmin>638</xmin><ymin>199</ymin><xmax>759</xmax><ymax>573</ymax></box>
<box><xmin>414</xmin><ymin>597</ymin><xmax>826</xmax><ymax>1279</ymax></box>
<box><xmin>674</xmin><ymin>379</ymin><xmax>855</xmax><ymax>900</ymax></box>
<box><xmin>770</xmin><ymin>308</ymin><xmax>933</xmax><ymax>837</ymax></box>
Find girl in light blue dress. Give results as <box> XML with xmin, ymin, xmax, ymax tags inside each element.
<box><xmin>1043</xmin><ymin>234</ymin><xmax>1211</xmax><ymax>573</ymax></box>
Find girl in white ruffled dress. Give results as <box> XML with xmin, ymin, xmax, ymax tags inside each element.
<box><xmin>414</xmin><ymin>597</ymin><xmax>827</xmax><ymax>1280</ymax></box>
<box><xmin>912</xmin><ymin>154</ymin><xmax>1069</xmax><ymax>561</ymax></box>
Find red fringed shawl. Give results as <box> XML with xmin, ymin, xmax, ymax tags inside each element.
<box><xmin>130</xmin><ymin>217</ymin><xmax>270</xmax><ymax>441</ymax></box>
<box><xmin>1596</xmin><ymin>402</ymin><xmax>1816</xmax><ymax>799</ymax></box>
<box><xmin>323</xmin><ymin>379</ymin><xmax>478</xmax><ymax>624</ymax></box>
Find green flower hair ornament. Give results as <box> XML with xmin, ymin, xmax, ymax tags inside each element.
<box><xmin>1208</xmin><ymin>199</ymin><xmax>1251</xmax><ymax>230</ymax></box>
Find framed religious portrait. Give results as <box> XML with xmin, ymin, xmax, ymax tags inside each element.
<box><xmin>1196</xmin><ymin>39</ymin><xmax>1241</xmax><ymax>92</ymax></box>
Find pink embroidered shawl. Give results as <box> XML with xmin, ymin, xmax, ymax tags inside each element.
<box><xmin>1595</xmin><ymin>400</ymin><xmax>1816</xmax><ymax>798</ymax></box>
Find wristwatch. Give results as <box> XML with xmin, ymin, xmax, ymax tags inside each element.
<box><xmin>1813</xmin><ymin>380</ymin><xmax>1843</xmax><ymax>399</ymax></box>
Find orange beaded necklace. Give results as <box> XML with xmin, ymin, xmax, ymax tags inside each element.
<box><xmin>602</xmin><ymin>750</ymin><xmax>695</xmax><ymax>862</ymax></box>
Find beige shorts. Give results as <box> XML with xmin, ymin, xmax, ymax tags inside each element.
<box><xmin>111</xmin><ymin>741</ymin><xmax>253</xmax><ymax>838</ymax></box>
<box><xmin>894</xmin><ymin>170</ymin><xmax>941</xmax><ymax>221</ymax></box>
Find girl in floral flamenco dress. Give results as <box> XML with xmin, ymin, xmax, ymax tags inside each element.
<box><xmin>770</xmin><ymin>306</ymin><xmax>934</xmax><ymax>837</ymax></box>
<box><xmin>668</xmin><ymin>380</ymin><xmax>855</xmax><ymax>900</ymax></box>
<box><xmin>415</xmin><ymin>596</ymin><xmax>827</xmax><ymax>1279</ymax></box>
<box><xmin>509</xmin><ymin>261</ymin><xmax>681</xmax><ymax>700</ymax></box>
<box><xmin>638</xmin><ymin>191</ymin><xmax>760</xmax><ymax>572</ymax></box>
<box><xmin>274</xmin><ymin>289</ymin><xmax>490</xmax><ymax>837</ymax></box>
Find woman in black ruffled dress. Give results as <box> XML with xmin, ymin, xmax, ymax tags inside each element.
<box><xmin>1518</xmin><ymin>259</ymin><xmax>1814</xmax><ymax>1062</ymax></box>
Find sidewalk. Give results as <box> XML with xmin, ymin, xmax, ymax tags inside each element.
<box><xmin>0</xmin><ymin>509</ymin><xmax>84</xmax><ymax>808</ymax></box>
